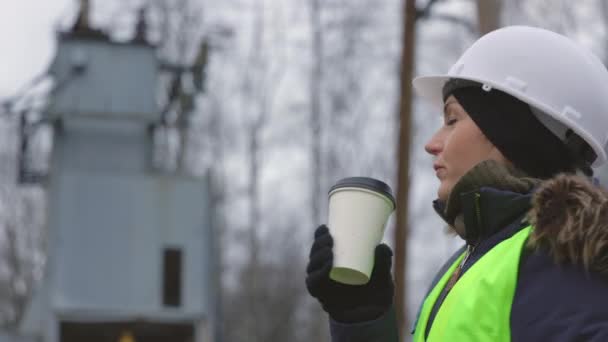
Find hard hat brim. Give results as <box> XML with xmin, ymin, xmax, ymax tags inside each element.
<box><xmin>412</xmin><ymin>75</ymin><xmax>450</xmax><ymax>110</ymax></box>
<box><xmin>412</xmin><ymin>74</ymin><xmax>505</xmax><ymax>109</ymax></box>
<box><xmin>412</xmin><ymin>74</ymin><xmax>607</xmax><ymax>167</ymax></box>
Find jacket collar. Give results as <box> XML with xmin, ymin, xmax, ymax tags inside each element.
<box><xmin>434</xmin><ymin>188</ymin><xmax>532</xmax><ymax>246</ymax></box>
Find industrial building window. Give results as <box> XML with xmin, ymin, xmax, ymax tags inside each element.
<box><xmin>163</xmin><ymin>248</ymin><xmax>182</xmax><ymax>307</ymax></box>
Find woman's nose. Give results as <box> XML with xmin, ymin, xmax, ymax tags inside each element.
<box><xmin>425</xmin><ymin>133</ymin><xmax>443</xmax><ymax>156</ymax></box>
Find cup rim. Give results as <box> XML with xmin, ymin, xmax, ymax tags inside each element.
<box><xmin>329</xmin><ymin>177</ymin><xmax>396</xmax><ymax>209</ymax></box>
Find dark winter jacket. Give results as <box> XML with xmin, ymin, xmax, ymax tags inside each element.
<box><xmin>330</xmin><ymin>173</ymin><xmax>608</xmax><ymax>341</ymax></box>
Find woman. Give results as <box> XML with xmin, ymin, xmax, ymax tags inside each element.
<box><xmin>306</xmin><ymin>26</ymin><xmax>608</xmax><ymax>341</ymax></box>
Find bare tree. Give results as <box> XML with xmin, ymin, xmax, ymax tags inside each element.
<box><xmin>307</xmin><ymin>0</ymin><xmax>331</xmax><ymax>340</ymax></box>
<box><xmin>214</xmin><ymin>0</ymin><xmax>306</xmax><ymax>340</ymax></box>
<box><xmin>146</xmin><ymin>0</ymin><xmax>206</xmax><ymax>174</ymax></box>
<box><xmin>0</xmin><ymin>75</ymin><xmax>50</xmax><ymax>333</ymax></box>
<box><xmin>242</xmin><ymin>1</ymin><xmax>267</xmax><ymax>338</ymax></box>
<box><xmin>0</xmin><ymin>186</ymin><xmax>46</xmax><ymax>330</ymax></box>
<box><xmin>223</xmin><ymin>221</ymin><xmax>307</xmax><ymax>342</ymax></box>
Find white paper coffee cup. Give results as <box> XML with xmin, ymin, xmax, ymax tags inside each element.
<box><xmin>327</xmin><ymin>177</ymin><xmax>395</xmax><ymax>285</ymax></box>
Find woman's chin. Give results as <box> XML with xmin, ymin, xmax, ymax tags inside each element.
<box><xmin>437</xmin><ymin>184</ymin><xmax>451</xmax><ymax>202</ymax></box>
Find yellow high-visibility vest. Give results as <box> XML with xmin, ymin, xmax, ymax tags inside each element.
<box><xmin>413</xmin><ymin>226</ymin><xmax>531</xmax><ymax>341</ymax></box>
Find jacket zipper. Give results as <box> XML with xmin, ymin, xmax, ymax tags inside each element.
<box><xmin>459</xmin><ymin>191</ymin><xmax>482</xmax><ymax>274</ymax></box>
<box><xmin>420</xmin><ymin>191</ymin><xmax>484</xmax><ymax>338</ymax></box>
<box><xmin>461</xmin><ymin>244</ymin><xmax>474</xmax><ymax>268</ymax></box>
<box><xmin>444</xmin><ymin>244</ymin><xmax>475</xmax><ymax>292</ymax></box>
<box><xmin>446</xmin><ymin>192</ymin><xmax>482</xmax><ymax>290</ymax></box>
<box><xmin>474</xmin><ymin>192</ymin><xmax>483</xmax><ymax>231</ymax></box>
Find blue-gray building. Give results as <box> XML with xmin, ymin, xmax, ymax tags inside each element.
<box><xmin>17</xmin><ymin>31</ymin><xmax>218</xmax><ymax>342</ymax></box>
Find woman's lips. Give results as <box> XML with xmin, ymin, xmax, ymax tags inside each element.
<box><xmin>434</xmin><ymin>165</ymin><xmax>446</xmax><ymax>179</ymax></box>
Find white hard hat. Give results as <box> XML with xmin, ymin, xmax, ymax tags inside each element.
<box><xmin>413</xmin><ymin>25</ymin><xmax>608</xmax><ymax>167</ymax></box>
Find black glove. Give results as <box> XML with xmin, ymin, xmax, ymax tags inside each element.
<box><xmin>305</xmin><ymin>225</ymin><xmax>394</xmax><ymax>323</ymax></box>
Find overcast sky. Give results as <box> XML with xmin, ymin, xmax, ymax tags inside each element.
<box><xmin>0</xmin><ymin>1</ymin><xmax>73</xmax><ymax>98</ymax></box>
<box><xmin>0</xmin><ymin>0</ymin><xmax>146</xmax><ymax>100</ymax></box>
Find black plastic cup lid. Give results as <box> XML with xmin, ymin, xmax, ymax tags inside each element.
<box><xmin>329</xmin><ymin>177</ymin><xmax>396</xmax><ymax>209</ymax></box>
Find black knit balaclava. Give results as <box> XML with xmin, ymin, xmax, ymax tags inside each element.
<box><xmin>442</xmin><ymin>79</ymin><xmax>585</xmax><ymax>179</ymax></box>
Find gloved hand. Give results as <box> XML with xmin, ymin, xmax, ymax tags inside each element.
<box><xmin>305</xmin><ymin>225</ymin><xmax>394</xmax><ymax>323</ymax></box>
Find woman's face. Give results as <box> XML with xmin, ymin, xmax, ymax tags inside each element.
<box><xmin>425</xmin><ymin>95</ymin><xmax>509</xmax><ymax>201</ymax></box>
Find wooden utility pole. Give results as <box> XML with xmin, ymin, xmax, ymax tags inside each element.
<box><xmin>394</xmin><ymin>0</ymin><xmax>417</xmax><ymax>337</ymax></box>
<box><xmin>476</xmin><ymin>0</ymin><xmax>502</xmax><ymax>35</ymax></box>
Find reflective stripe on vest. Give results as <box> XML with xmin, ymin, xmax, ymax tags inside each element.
<box><xmin>413</xmin><ymin>226</ymin><xmax>532</xmax><ymax>342</ymax></box>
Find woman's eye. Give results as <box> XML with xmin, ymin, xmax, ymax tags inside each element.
<box><xmin>446</xmin><ymin>118</ymin><xmax>457</xmax><ymax>126</ymax></box>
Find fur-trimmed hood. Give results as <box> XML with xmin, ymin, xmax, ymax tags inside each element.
<box><xmin>527</xmin><ymin>174</ymin><xmax>608</xmax><ymax>276</ymax></box>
